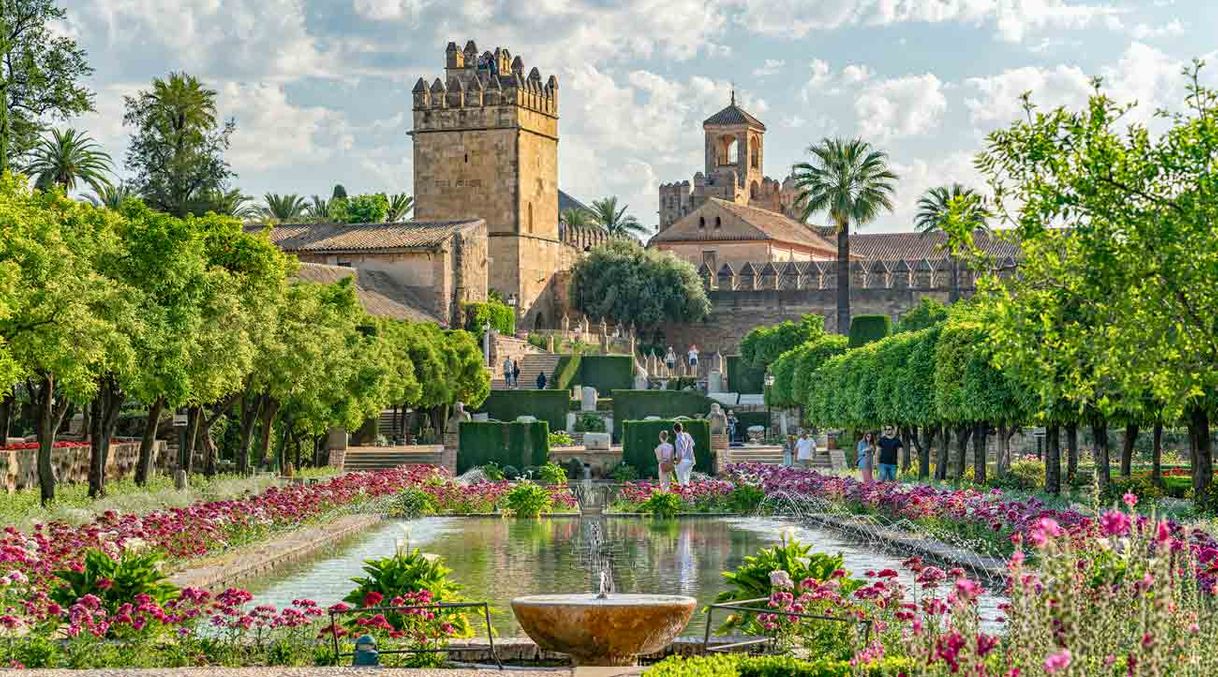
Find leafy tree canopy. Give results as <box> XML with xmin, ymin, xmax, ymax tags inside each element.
<box><xmin>569</xmin><ymin>239</ymin><xmax>710</xmax><ymax>330</ymax></box>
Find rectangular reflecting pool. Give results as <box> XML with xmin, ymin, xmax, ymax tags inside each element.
<box><xmin>245</xmin><ymin>516</ymin><xmax>1001</xmax><ymax>636</ymax></box>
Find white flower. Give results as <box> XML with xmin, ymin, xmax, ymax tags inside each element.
<box><xmin>779</xmin><ymin>526</ymin><xmax>797</xmax><ymax>545</ymax></box>
<box><xmin>7</xmin><ymin>571</ymin><xmax>28</xmax><ymax>585</ymax></box>
<box><xmin>121</xmin><ymin>537</ymin><xmax>149</xmax><ymax>555</ymax></box>
<box><xmin>769</xmin><ymin>570</ymin><xmax>794</xmax><ymax>589</ymax></box>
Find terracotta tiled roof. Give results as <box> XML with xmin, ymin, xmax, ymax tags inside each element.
<box><xmin>650</xmin><ymin>198</ymin><xmax>836</xmax><ymax>256</ymax></box>
<box><xmin>251</xmin><ymin>219</ymin><xmax>482</xmax><ymax>253</ymax></box>
<box><xmin>293</xmin><ymin>263</ymin><xmax>443</xmax><ymax>324</ymax></box>
<box><xmin>703</xmin><ymin>103</ymin><xmax>766</xmax><ymax>130</ymax></box>
<box><xmin>846</xmin><ymin>230</ymin><xmax>1021</xmax><ymax>261</ymax></box>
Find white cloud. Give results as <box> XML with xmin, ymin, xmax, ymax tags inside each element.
<box><xmin>808</xmin><ymin>59</ymin><xmax>833</xmax><ymax>85</ymax></box>
<box><xmin>220</xmin><ymin>83</ymin><xmax>354</xmax><ymax>172</ymax></box>
<box><xmin>842</xmin><ymin>64</ymin><xmax>874</xmax><ymax>83</ymax></box>
<box><xmin>855</xmin><ymin>73</ymin><xmax>947</xmax><ymax>140</ymax></box>
<box><xmin>964</xmin><ymin>64</ymin><xmax>1092</xmax><ymax>129</ymax></box>
<box><xmin>884</xmin><ymin>152</ymin><xmax>984</xmax><ymax>231</ymax></box>
<box><xmin>753</xmin><ymin>59</ymin><xmax>786</xmax><ymax>77</ymax></box>
<box><xmin>1128</xmin><ymin>20</ymin><xmax>1184</xmax><ymax>39</ymax></box>
<box><xmin>352</xmin><ymin>0</ymin><xmax>425</xmax><ymax>22</ymax></box>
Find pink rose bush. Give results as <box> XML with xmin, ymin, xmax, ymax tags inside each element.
<box><xmin>612</xmin><ymin>478</ymin><xmax>738</xmax><ymax>513</ymax></box>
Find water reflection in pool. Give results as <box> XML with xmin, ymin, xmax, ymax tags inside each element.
<box><xmin>245</xmin><ymin>516</ymin><xmax>1002</xmax><ymax>636</ymax></box>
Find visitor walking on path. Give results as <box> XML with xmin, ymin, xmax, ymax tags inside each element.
<box><xmin>512</xmin><ymin>359</ymin><xmax>521</xmax><ymax>390</ymax></box>
<box><xmin>655</xmin><ymin>430</ymin><xmax>675</xmax><ymax>491</ymax></box>
<box><xmin>857</xmin><ymin>431</ymin><xmax>876</xmax><ymax>483</ymax></box>
<box><xmin>727</xmin><ymin>409</ymin><xmax>738</xmax><ymax>445</ymax></box>
<box><xmin>674</xmin><ymin>422</ymin><xmax>696</xmax><ymax>486</ymax></box>
<box><xmin>502</xmin><ymin>357</ymin><xmax>514</xmax><ymax>388</ymax></box>
<box><xmin>782</xmin><ymin>434</ymin><xmax>796</xmax><ymax>467</ymax></box>
<box><xmin>665</xmin><ymin>346</ymin><xmax>677</xmax><ymax>373</ymax></box>
<box><xmin>795</xmin><ymin>430</ymin><xmax>816</xmax><ymax>468</ymax></box>
<box><xmin>877</xmin><ymin>427</ymin><xmax>903</xmax><ymax>481</ymax></box>
<box><xmin>535</xmin><ymin>371</ymin><xmax>547</xmax><ymax>389</ymax></box>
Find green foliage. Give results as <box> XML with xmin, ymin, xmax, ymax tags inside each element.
<box><xmin>573</xmin><ymin>412</ymin><xmax>606</xmax><ymax>433</ymax></box>
<box><xmin>640</xmin><ymin>491</ymin><xmax>682</xmax><ymax>518</ymax></box>
<box><xmin>739</xmin><ymin>315</ymin><xmax>825</xmax><ymax>371</ymax></box>
<box><xmin>477</xmin><ymin>390</ymin><xmax>568</xmax><ymax>432</ymax></box>
<box><xmin>552</xmin><ymin>353</ymin><xmax>582</xmax><ymax>390</ymax></box>
<box><xmin>728</xmin><ymin>483</ymin><xmax>766</xmax><ymax>514</ymax></box>
<box><xmin>933</xmin><ymin>315</ymin><xmax>1031</xmax><ymax>426</ymax></box>
<box><xmin>716</xmin><ymin>538</ymin><xmax>855</xmax><ymax>609</ymax></box>
<box><xmin>768</xmin><ymin>334</ymin><xmax>848</xmax><ymax>410</ymax></box>
<box><xmin>329</xmin><ymin>193</ymin><xmax>389</xmax><ymax>223</ymax></box>
<box><xmin>589</xmin><ymin>195</ymin><xmax>646</xmax><ymax>239</ymax></box>
<box><xmin>727</xmin><ymin>355</ymin><xmax>765</xmax><ymax>394</ymax></box>
<box><xmin>23</xmin><ymin>128</ymin><xmax>113</xmax><ymax>195</ymax></box>
<box><xmin>462</xmin><ymin>298</ymin><xmax>515</xmax><ymax>336</ymax></box>
<box><xmin>547</xmin><ymin>431</ymin><xmax>574</xmax><ymax>447</ymax></box>
<box><xmin>645</xmin><ymin>654</ymin><xmax>914</xmax><ymax>677</ymax></box>
<box><xmin>569</xmin><ymin>239</ymin><xmax>710</xmax><ymax>330</ymax></box>
<box><xmin>610</xmin><ymin>462</ymin><xmax>639</xmax><ymax>482</ymax></box>
<box><xmin>52</xmin><ymin>548</ymin><xmax>179</xmax><ymax>615</ymax></box>
<box><xmin>536</xmin><ymin>461</ymin><xmax>567</xmax><ymax>485</ymax></box>
<box><xmin>479</xmin><ymin>463</ymin><xmax>505</xmax><ymax>481</ymax></box>
<box><xmin>503</xmin><ymin>481</ymin><xmax>553</xmax><ymax>517</ymax></box>
<box><xmin>895</xmin><ymin>297</ymin><xmax>950</xmax><ymax>333</ymax></box>
<box><xmin>578</xmin><ymin>355</ymin><xmax>634</xmax><ymax>395</ymax></box>
<box><xmin>456</xmin><ymin>421</ymin><xmax>549</xmax><ymax>474</ymax></box>
<box><xmin>622</xmin><ymin>419</ymin><xmax>711</xmax><ymax>478</ymax></box>
<box><xmin>343</xmin><ymin>547</ymin><xmax>469</xmax><ymax>637</ymax></box>
<box><xmin>847</xmin><ymin>314</ymin><xmax>891</xmax><ymax>348</ymax></box>
<box><xmin>389</xmin><ymin>487</ymin><xmax>438</xmax><ymax>518</ymax></box>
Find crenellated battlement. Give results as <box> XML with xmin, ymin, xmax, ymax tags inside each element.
<box><xmin>697</xmin><ymin>256</ymin><xmax>1019</xmax><ymax>292</ymax></box>
<box><xmin>412</xmin><ymin>40</ymin><xmax>558</xmax><ymax>118</ymax></box>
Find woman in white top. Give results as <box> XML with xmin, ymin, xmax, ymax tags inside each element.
<box><xmin>673</xmin><ymin>422</ymin><xmax>696</xmax><ymax>486</ymax></box>
<box><xmin>795</xmin><ymin>430</ymin><xmax>816</xmax><ymax>468</ymax></box>
<box><xmin>654</xmin><ymin>430</ymin><xmax>675</xmax><ymax>491</ymax></box>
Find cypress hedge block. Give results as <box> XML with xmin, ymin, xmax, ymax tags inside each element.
<box><xmin>457</xmin><ymin>421</ymin><xmax>549</xmax><ymax>474</ymax></box>
<box><xmin>848</xmin><ymin>314</ymin><xmax>892</xmax><ymax>348</ymax></box>
<box><xmin>579</xmin><ymin>355</ymin><xmax>634</xmax><ymax>395</ymax></box>
<box><xmin>622</xmin><ymin>418</ymin><xmax>711</xmax><ymax>478</ymax></box>
<box><xmin>610</xmin><ymin>389</ymin><xmax>714</xmax><ymax>441</ymax></box>
<box><xmin>476</xmin><ymin>390</ymin><xmax>570</xmax><ymax>432</ymax></box>
<box><xmin>726</xmin><ymin>355</ymin><xmax>765</xmax><ymax>394</ymax></box>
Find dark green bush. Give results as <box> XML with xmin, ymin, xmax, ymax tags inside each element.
<box><xmin>457</xmin><ymin>421</ymin><xmax>549</xmax><ymax>474</ymax></box>
<box><xmin>611</xmin><ymin>389</ymin><xmax>714</xmax><ymax>440</ymax></box>
<box><xmin>610</xmin><ymin>462</ymin><xmax>639</xmax><ymax>481</ymax></box>
<box><xmin>462</xmin><ymin>299</ymin><xmax>516</xmax><ymax>336</ymax></box>
<box><xmin>552</xmin><ymin>353</ymin><xmax>582</xmax><ymax>390</ymax></box>
<box><xmin>578</xmin><ymin>355</ymin><xmax>634</xmax><ymax>395</ymax></box>
<box><xmin>847</xmin><ymin>314</ymin><xmax>892</xmax><ymax>348</ymax></box>
<box><xmin>476</xmin><ymin>390</ymin><xmax>569</xmax><ymax>432</ymax></box>
<box><xmin>726</xmin><ymin>355</ymin><xmax>765</xmax><ymax>394</ymax></box>
<box><xmin>622</xmin><ymin>418</ymin><xmax>711</xmax><ymax>478</ymax></box>
<box><xmin>52</xmin><ymin>549</ymin><xmax>178</xmax><ymax>615</ymax></box>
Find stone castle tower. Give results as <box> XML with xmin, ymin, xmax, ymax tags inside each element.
<box><xmin>410</xmin><ymin>40</ymin><xmax>563</xmax><ymax>325</ymax></box>
<box><xmin>658</xmin><ymin>93</ymin><xmax>799</xmax><ymax>230</ymax></box>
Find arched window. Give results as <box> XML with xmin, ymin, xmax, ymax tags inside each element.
<box><xmin>718</xmin><ymin>135</ymin><xmax>738</xmax><ymax>166</ymax></box>
<box><xmin>750</xmin><ymin>143</ymin><xmax>759</xmax><ymax>169</ymax></box>
<box><xmin>698</xmin><ymin>216</ymin><xmax>706</xmax><ymax>229</ymax></box>
<box><xmin>714</xmin><ymin>216</ymin><xmax>722</xmax><ymax>229</ymax></box>
<box><xmin>750</xmin><ymin>181</ymin><xmax>759</xmax><ymax>199</ymax></box>
<box><xmin>527</xmin><ymin>202</ymin><xmax>534</xmax><ymax>233</ymax></box>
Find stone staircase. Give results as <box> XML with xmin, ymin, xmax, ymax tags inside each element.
<box><xmin>342</xmin><ymin>445</ymin><xmax>445</xmax><ymax>471</ymax></box>
<box><xmin>491</xmin><ymin>353</ymin><xmax>562</xmax><ymax>390</ymax></box>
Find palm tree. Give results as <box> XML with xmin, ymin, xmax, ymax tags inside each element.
<box><xmin>914</xmin><ymin>184</ymin><xmax>990</xmax><ymax>302</ymax></box>
<box><xmin>590</xmin><ymin>197</ymin><xmax>647</xmax><ymax>239</ymax></box>
<box><xmin>386</xmin><ymin>193</ymin><xmax>414</xmax><ymax>221</ymax></box>
<box><xmin>561</xmin><ymin>207</ymin><xmax>593</xmax><ymax>229</ymax></box>
<box><xmin>261</xmin><ymin>193</ymin><xmax>308</xmax><ymax>222</ymax></box>
<box><xmin>305</xmin><ymin>195</ymin><xmax>330</xmax><ymax>221</ymax></box>
<box><xmin>89</xmin><ymin>182</ymin><xmax>137</xmax><ymax>209</ymax></box>
<box><xmin>194</xmin><ymin>188</ymin><xmax>258</xmax><ymax>220</ymax></box>
<box><xmin>23</xmin><ymin>128</ymin><xmax>114</xmax><ymax>195</ymax></box>
<box><xmin>792</xmin><ymin>137</ymin><xmax>897</xmax><ymax>334</ymax></box>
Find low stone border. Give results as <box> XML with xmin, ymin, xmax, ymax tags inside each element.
<box><xmin>169</xmin><ymin>514</ymin><xmax>383</xmax><ymax>591</ymax></box>
<box><xmin>19</xmin><ymin>669</ymin><xmax>568</xmax><ymax>676</ymax></box>
<box><xmin>445</xmin><ymin>634</ymin><xmax>755</xmax><ymax>665</ymax></box>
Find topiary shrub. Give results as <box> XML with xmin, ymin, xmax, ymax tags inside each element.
<box><xmin>622</xmin><ymin>419</ymin><xmax>711</xmax><ymax>478</ymax></box>
<box><xmin>847</xmin><ymin>314</ymin><xmax>892</xmax><ymax>348</ymax></box>
<box><xmin>462</xmin><ymin>298</ymin><xmax>516</xmax><ymax>336</ymax></box>
<box><xmin>503</xmin><ymin>481</ymin><xmax>553</xmax><ymax>517</ymax></box>
<box><xmin>457</xmin><ymin>421</ymin><xmax>549</xmax><ymax>474</ymax></box>
<box><xmin>640</xmin><ymin>491</ymin><xmax>682</xmax><ymax>518</ymax></box>
<box><xmin>477</xmin><ymin>390</ymin><xmax>569</xmax><ymax>432</ymax></box>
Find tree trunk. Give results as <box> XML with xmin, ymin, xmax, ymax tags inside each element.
<box><xmin>973</xmin><ymin>422</ymin><xmax>987</xmax><ymax>485</ymax></box>
<box><xmin>996</xmin><ymin>425</ymin><xmax>1011</xmax><ymax>476</ymax></box>
<box><xmin>918</xmin><ymin>426</ymin><xmax>933</xmax><ymax>480</ymax></box>
<box><xmin>954</xmin><ymin>426</ymin><xmax>970</xmax><ymax>480</ymax></box>
<box><xmin>1065</xmin><ymin>422</ymin><xmax>1079</xmax><ymax>483</ymax></box>
<box><xmin>1092</xmin><ymin>418</ymin><xmax>1111</xmax><ymax>493</ymax></box>
<box><xmin>900</xmin><ymin>427</ymin><xmax>913</xmax><ymax>472</ymax></box>
<box><xmin>1045</xmin><ymin>424</ymin><xmax>1061</xmax><ymax>494</ymax></box>
<box><xmin>948</xmin><ymin>256</ymin><xmax>960</xmax><ymax>303</ymax></box>
<box><xmin>256</xmin><ymin>398</ymin><xmax>281</xmax><ymax>470</ymax></box>
<box><xmin>835</xmin><ymin>222</ymin><xmax>851</xmax><ymax>335</ymax></box>
<box><xmin>1189</xmin><ymin>406</ymin><xmax>1212</xmax><ymax>506</ymax></box>
<box><xmin>182</xmin><ymin>406</ymin><xmax>201</xmax><ymax>474</ymax></box>
<box><xmin>135</xmin><ymin>397</ymin><xmax>164</xmax><ymax>486</ymax></box>
<box><xmin>198</xmin><ymin>396</ymin><xmax>235</xmax><ymax>478</ymax></box>
<box><xmin>1152</xmin><ymin>421</ymin><xmax>1163</xmax><ymax>482</ymax></box>
<box><xmin>0</xmin><ymin>388</ymin><xmax>13</xmax><ymax>444</ymax></box>
<box><xmin>1120</xmin><ymin>423</ymin><xmax>1139</xmax><ymax>478</ymax></box>
<box><xmin>237</xmin><ymin>392</ymin><xmax>263</xmax><ymax>475</ymax></box>
<box><xmin>32</xmin><ymin>374</ymin><xmax>67</xmax><ymax>506</ymax></box>
<box><xmin>934</xmin><ymin>426</ymin><xmax>949</xmax><ymax>480</ymax></box>
<box><xmin>88</xmin><ymin>375</ymin><xmax>125</xmax><ymax>499</ymax></box>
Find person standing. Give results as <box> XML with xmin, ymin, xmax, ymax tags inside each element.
<box><xmin>502</xmin><ymin>357</ymin><xmax>514</xmax><ymax>388</ymax></box>
<box><xmin>655</xmin><ymin>430</ymin><xmax>675</xmax><ymax>491</ymax></box>
<box><xmin>687</xmin><ymin>343</ymin><xmax>700</xmax><ymax>371</ymax></box>
<box><xmin>795</xmin><ymin>430</ymin><xmax>815</xmax><ymax>468</ymax></box>
<box><xmin>782</xmin><ymin>434</ymin><xmax>796</xmax><ymax>467</ymax></box>
<box><xmin>512</xmin><ymin>359</ymin><xmax>521</xmax><ymax>390</ymax></box>
<box><xmin>536</xmin><ymin>371</ymin><xmax>547</xmax><ymax>390</ymax></box>
<box><xmin>726</xmin><ymin>410</ymin><xmax>738</xmax><ymax>445</ymax></box>
<box><xmin>877</xmin><ymin>427</ymin><xmax>903</xmax><ymax>482</ymax></box>
<box><xmin>665</xmin><ymin>346</ymin><xmax>677</xmax><ymax>373</ymax></box>
<box><xmin>674</xmin><ymin>422</ymin><xmax>696</xmax><ymax>486</ymax></box>
<box><xmin>857</xmin><ymin>431</ymin><xmax>876</xmax><ymax>483</ymax></box>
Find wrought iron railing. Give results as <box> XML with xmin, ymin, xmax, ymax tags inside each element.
<box><xmin>701</xmin><ymin>597</ymin><xmax>872</xmax><ymax>654</ymax></box>
<box><xmin>327</xmin><ymin>601</ymin><xmax>501</xmax><ymax>668</ymax></box>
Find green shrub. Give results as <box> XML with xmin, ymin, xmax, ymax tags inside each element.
<box><xmin>457</xmin><ymin>421</ymin><xmax>549</xmax><ymax>474</ymax></box>
<box><xmin>611</xmin><ymin>389</ymin><xmax>714</xmax><ymax>440</ymax></box>
<box><xmin>502</xmin><ymin>465</ymin><xmax>520</xmax><ymax>480</ymax></box>
<box><xmin>548</xmin><ymin>431</ymin><xmax>574</xmax><ymax>447</ymax></box>
<box><xmin>389</xmin><ymin>487</ymin><xmax>439</xmax><ymax>518</ymax></box>
<box><xmin>526</xmin><ymin>332</ymin><xmax>549</xmax><ymax>350</ymax></box>
<box><xmin>622</xmin><ymin>419</ymin><xmax>711</xmax><ymax>478</ymax></box>
<box><xmin>574</xmin><ymin>412</ymin><xmax>606</xmax><ymax>432</ymax></box>
<box><xmin>728</xmin><ymin>483</ymin><xmax>766</xmax><ymax>514</ymax></box>
<box><xmin>645</xmin><ymin>654</ymin><xmax>914</xmax><ymax>676</ymax></box>
<box><xmin>462</xmin><ymin>298</ymin><xmax>515</xmax><ymax>336</ymax></box>
<box><xmin>1107</xmin><ymin>472</ymin><xmax>1165</xmax><ymax>502</ymax></box>
<box><xmin>52</xmin><ymin>548</ymin><xmax>178</xmax><ymax>615</ymax></box>
<box><xmin>716</xmin><ymin>537</ymin><xmax>860</xmax><ymax>629</ymax></box>
<box><xmin>579</xmin><ymin>355</ymin><xmax>634</xmax><ymax>395</ymax></box>
<box><xmin>503</xmin><ymin>482</ymin><xmax>553</xmax><ymax>517</ymax></box>
<box><xmin>480</xmin><ymin>462</ymin><xmax>505</xmax><ymax>481</ymax></box>
<box><xmin>640</xmin><ymin>491</ymin><xmax>682</xmax><ymax>518</ymax></box>
<box><xmin>610</xmin><ymin>462</ymin><xmax>639</xmax><ymax>481</ymax></box>
<box><xmin>847</xmin><ymin>314</ymin><xmax>892</xmax><ymax>348</ymax></box>
<box><xmin>552</xmin><ymin>353</ymin><xmax>582</xmax><ymax>390</ymax></box>
<box><xmin>537</xmin><ymin>461</ymin><xmax>567</xmax><ymax>485</ymax></box>
<box><xmin>726</xmin><ymin>354</ymin><xmax>765</xmax><ymax>394</ymax></box>
<box><xmin>477</xmin><ymin>390</ymin><xmax>569</xmax><ymax>431</ymax></box>
<box><xmin>344</xmin><ymin>548</ymin><xmax>470</xmax><ymax>637</ymax></box>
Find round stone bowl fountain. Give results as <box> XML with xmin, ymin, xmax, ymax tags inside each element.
<box><xmin>511</xmin><ymin>593</ymin><xmax>697</xmax><ymax>666</ymax></box>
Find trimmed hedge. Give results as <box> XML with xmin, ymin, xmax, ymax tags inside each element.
<box><xmin>622</xmin><ymin>418</ymin><xmax>711</xmax><ymax>478</ymax></box>
<box><xmin>645</xmin><ymin>654</ymin><xmax>914</xmax><ymax>676</ymax></box>
<box><xmin>847</xmin><ymin>314</ymin><xmax>892</xmax><ymax>348</ymax></box>
<box><xmin>551</xmin><ymin>353</ymin><xmax>582</xmax><ymax>390</ymax></box>
<box><xmin>548</xmin><ymin>353</ymin><xmax>633</xmax><ymax>395</ymax></box>
<box><xmin>611</xmin><ymin>389</ymin><xmax>715</xmax><ymax>441</ymax></box>
<box><xmin>726</xmin><ymin>354</ymin><xmax>765</xmax><ymax>394</ymax></box>
<box><xmin>475</xmin><ymin>390</ymin><xmax>570</xmax><ymax>432</ymax></box>
<box><xmin>457</xmin><ymin>421</ymin><xmax>549</xmax><ymax>474</ymax></box>
<box><xmin>462</xmin><ymin>299</ymin><xmax>515</xmax><ymax>336</ymax></box>
<box><xmin>734</xmin><ymin>411</ymin><xmax>769</xmax><ymax>431</ymax></box>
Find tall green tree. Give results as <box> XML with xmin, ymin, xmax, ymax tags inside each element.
<box><xmin>305</xmin><ymin>195</ymin><xmax>329</xmax><ymax>221</ymax></box>
<box><xmin>0</xmin><ymin>0</ymin><xmax>93</xmax><ymax>173</ymax></box>
<box><xmin>261</xmin><ymin>193</ymin><xmax>308</xmax><ymax>222</ymax></box>
<box><xmin>792</xmin><ymin>138</ymin><xmax>897</xmax><ymax>334</ymax></box>
<box><xmin>561</xmin><ymin>207</ymin><xmax>593</xmax><ymax>229</ymax></box>
<box><xmin>194</xmin><ymin>188</ymin><xmax>257</xmax><ymax>220</ymax></box>
<box><xmin>590</xmin><ymin>196</ymin><xmax>647</xmax><ymax>239</ymax></box>
<box><xmin>123</xmin><ymin>72</ymin><xmax>235</xmax><ymax>217</ymax></box>
<box><xmin>569</xmin><ymin>239</ymin><xmax>710</xmax><ymax>330</ymax></box>
<box><xmin>386</xmin><ymin>193</ymin><xmax>413</xmax><ymax>221</ymax></box>
<box><xmin>88</xmin><ymin>182</ymin><xmax>136</xmax><ymax>209</ymax></box>
<box><xmin>23</xmin><ymin>128</ymin><xmax>112</xmax><ymax>195</ymax></box>
<box><xmin>914</xmin><ymin>184</ymin><xmax>989</xmax><ymax>302</ymax></box>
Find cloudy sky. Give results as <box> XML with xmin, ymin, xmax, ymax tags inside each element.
<box><xmin>61</xmin><ymin>0</ymin><xmax>1217</xmax><ymax>233</ymax></box>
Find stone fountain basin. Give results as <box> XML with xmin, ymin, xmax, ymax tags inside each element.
<box><xmin>511</xmin><ymin>593</ymin><xmax>697</xmax><ymax>666</ymax></box>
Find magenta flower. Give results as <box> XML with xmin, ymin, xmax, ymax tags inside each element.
<box><xmin>1099</xmin><ymin>510</ymin><xmax>1131</xmax><ymax>537</ymax></box>
<box><xmin>1044</xmin><ymin>649</ymin><xmax>1072</xmax><ymax>673</ymax></box>
<box><xmin>1123</xmin><ymin>492</ymin><xmax>1139</xmax><ymax>508</ymax></box>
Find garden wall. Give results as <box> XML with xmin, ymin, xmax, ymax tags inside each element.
<box><xmin>621</xmin><ymin>419</ymin><xmax>711</xmax><ymax>478</ymax></box>
<box><xmin>475</xmin><ymin>390</ymin><xmax>569</xmax><ymax>431</ymax></box>
<box><xmin>0</xmin><ymin>440</ymin><xmax>165</xmax><ymax>492</ymax></box>
<box><xmin>610</xmin><ymin>390</ymin><xmax>715</xmax><ymax>441</ymax></box>
<box><xmin>457</xmin><ymin>421</ymin><xmax>549</xmax><ymax>474</ymax></box>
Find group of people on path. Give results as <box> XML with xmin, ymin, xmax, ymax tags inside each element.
<box><xmin>781</xmin><ymin>429</ymin><xmax>820</xmax><ymax>467</ymax></box>
<box><xmin>654</xmin><ymin>422</ymin><xmax>697</xmax><ymax>491</ymax></box>
<box><xmin>502</xmin><ymin>357</ymin><xmax>547</xmax><ymax>389</ymax></box>
<box><xmin>663</xmin><ymin>344</ymin><xmax>699</xmax><ymax>372</ymax></box>
<box><xmin>855</xmin><ymin>427</ymin><xmax>903</xmax><ymax>482</ymax></box>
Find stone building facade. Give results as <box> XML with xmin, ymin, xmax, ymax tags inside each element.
<box><xmin>411</xmin><ymin>40</ymin><xmax>577</xmax><ymax>328</ymax></box>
